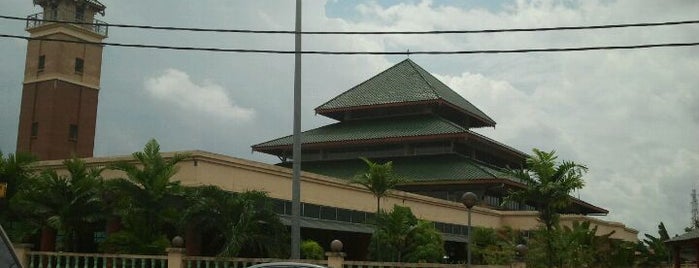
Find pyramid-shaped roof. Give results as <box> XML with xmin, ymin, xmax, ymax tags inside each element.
<box><xmin>315</xmin><ymin>59</ymin><xmax>496</xmax><ymax>127</ymax></box>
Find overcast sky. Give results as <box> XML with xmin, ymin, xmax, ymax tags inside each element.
<box><xmin>0</xmin><ymin>0</ymin><xmax>697</xmax><ymax>239</ymax></box>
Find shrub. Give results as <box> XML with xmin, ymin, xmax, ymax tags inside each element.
<box><xmin>301</xmin><ymin>240</ymin><xmax>325</xmax><ymax>260</ymax></box>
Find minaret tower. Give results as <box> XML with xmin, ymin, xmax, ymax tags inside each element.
<box><xmin>16</xmin><ymin>0</ymin><xmax>107</xmax><ymax>160</ymax></box>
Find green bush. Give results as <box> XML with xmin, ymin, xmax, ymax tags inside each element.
<box><xmin>99</xmin><ymin>231</ymin><xmax>169</xmax><ymax>254</ymax></box>
<box><xmin>301</xmin><ymin>240</ymin><xmax>325</xmax><ymax>260</ymax></box>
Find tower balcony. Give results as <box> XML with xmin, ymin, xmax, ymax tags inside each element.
<box><xmin>26</xmin><ymin>12</ymin><xmax>108</xmax><ymax>37</ymax></box>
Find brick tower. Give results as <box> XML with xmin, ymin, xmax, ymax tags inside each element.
<box><xmin>16</xmin><ymin>0</ymin><xmax>108</xmax><ymax>160</ymax></box>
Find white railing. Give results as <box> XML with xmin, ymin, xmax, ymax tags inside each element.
<box><xmin>14</xmin><ymin>245</ymin><xmax>509</xmax><ymax>268</ymax></box>
<box><xmin>26</xmin><ymin>251</ymin><xmax>167</xmax><ymax>268</ymax></box>
<box><xmin>342</xmin><ymin>261</ymin><xmax>506</xmax><ymax>268</ymax></box>
<box><xmin>26</xmin><ymin>12</ymin><xmax>108</xmax><ymax>36</ymax></box>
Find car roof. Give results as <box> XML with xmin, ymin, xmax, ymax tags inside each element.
<box><xmin>246</xmin><ymin>262</ymin><xmax>327</xmax><ymax>268</ymax></box>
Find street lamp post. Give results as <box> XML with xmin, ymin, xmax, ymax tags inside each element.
<box><xmin>461</xmin><ymin>192</ymin><xmax>478</xmax><ymax>267</ymax></box>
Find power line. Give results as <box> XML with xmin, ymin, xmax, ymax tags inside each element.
<box><xmin>2</xmin><ymin>15</ymin><xmax>698</xmax><ymax>34</ymax></box>
<box><xmin>1</xmin><ymin>33</ymin><xmax>697</xmax><ymax>55</ymax></box>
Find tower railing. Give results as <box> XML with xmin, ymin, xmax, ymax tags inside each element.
<box><xmin>26</xmin><ymin>12</ymin><xmax>109</xmax><ymax>37</ymax></box>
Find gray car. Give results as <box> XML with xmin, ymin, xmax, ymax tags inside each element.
<box><xmin>1</xmin><ymin>224</ymin><xmax>22</xmax><ymax>268</ymax></box>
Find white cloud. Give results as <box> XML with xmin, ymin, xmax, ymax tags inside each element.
<box><xmin>144</xmin><ymin>69</ymin><xmax>254</xmax><ymax>121</ymax></box>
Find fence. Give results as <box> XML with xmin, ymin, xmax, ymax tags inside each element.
<box><xmin>13</xmin><ymin>244</ymin><xmax>512</xmax><ymax>268</ymax></box>
<box><xmin>25</xmin><ymin>12</ymin><xmax>109</xmax><ymax>36</ymax></box>
<box><xmin>342</xmin><ymin>261</ymin><xmax>510</xmax><ymax>268</ymax></box>
<box><xmin>24</xmin><ymin>251</ymin><xmax>167</xmax><ymax>268</ymax></box>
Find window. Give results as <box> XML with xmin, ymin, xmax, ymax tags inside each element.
<box><xmin>320</xmin><ymin>206</ymin><xmax>337</xmax><ymax>220</ymax></box>
<box><xmin>38</xmin><ymin>55</ymin><xmax>45</xmax><ymax>71</ymax></box>
<box><xmin>302</xmin><ymin>204</ymin><xmax>321</xmax><ymax>219</ymax></box>
<box><xmin>74</xmin><ymin>58</ymin><xmax>84</xmax><ymax>74</ymax></box>
<box><xmin>68</xmin><ymin>124</ymin><xmax>78</xmax><ymax>141</ymax></box>
<box><xmin>31</xmin><ymin>122</ymin><xmax>38</xmax><ymax>138</ymax></box>
<box><xmin>75</xmin><ymin>5</ymin><xmax>85</xmax><ymax>21</ymax></box>
<box><xmin>351</xmin><ymin>211</ymin><xmax>366</xmax><ymax>223</ymax></box>
<box><xmin>48</xmin><ymin>5</ymin><xmax>58</xmax><ymax>20</ymax></box>
<box><xmin>337</xmin><ymin>208</ymin><xmax>352</xmax><ymax>222</ymax></box>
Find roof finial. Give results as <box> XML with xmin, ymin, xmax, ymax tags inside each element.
<box><xmin>406</xmin><ymin>49</ymin><xmax>410</xmax><ymax>58</ymax></box>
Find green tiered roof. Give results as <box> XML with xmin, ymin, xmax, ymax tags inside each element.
<box><xmin>253</xmin><ymin>115</ymin><xmax>465</xmax><ymax>149</ymax></box>
<box><xmin>290</xmin><ymin>154</ymin><xmax>517</xmax><ymax>183</ymax></box>
<box><xmin>292</xmin><ymin>155</ymin><xmax>607</xmax><ymax>214</ymax></box>
<box><xmin>252</xmin><ymin>59</ymin><xmax>608</xmax><ymax>215</ymax></box>
<box><xmin>315</xmin><ymin>59</ymin><xmax>496</xmax><ymax>127</ymax></box>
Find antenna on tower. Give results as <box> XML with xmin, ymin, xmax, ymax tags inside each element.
<box><xmin>691</xmin><ymin>188</ymin><xmax>698</xmax><ymax>229</ymax></box>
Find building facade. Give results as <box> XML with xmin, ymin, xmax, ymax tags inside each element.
<box><xmin>35</xmin><ymin>150</ymin><xmax>639</xmax><ymax>259</ymax></box>
<box><xmin>16</xmin><ymin>0</ymin><xmax>107</xmax><ymax>160</ymax></box>
<box><xmin>253</xmin><ymin>59</ymin><xmax>606</xmax><ymax>216</ymax></box>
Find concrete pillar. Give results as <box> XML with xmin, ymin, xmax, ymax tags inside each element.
<box><xmin>325</xmin><ymin>252</ymin><xmax>346</xmax><ymax>268</ymax></box>
<box><xmin>12</xmin><ymin>243</ymin><xmax>32</xmax><ymax>268</ymax></box>
<box><xmin>167</xmin><ymin>247</ymin><xmax>186</xmax><ymax>268</ymax></box>
<box><xmin>511</xmin><ymin>261</ymin><xmax>526</xmax><ymax>268</ymax></box>
<box><xmin>39</xmin><ymin>226</ymin><xmax>56</xmax><ymax>251</ymax></box>
<box><xmin>326</xmin><ymin>239</ymin><xmax>346</xmax><ymax>268</ymax></box>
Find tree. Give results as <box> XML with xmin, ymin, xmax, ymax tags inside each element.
<box><xmin>0</xmin><ymin>151</ymin><xmax>36</xmax><ymax>215</ymax></box>
<box><xmin>352</xmin><ymin>157</ymin><xmax>408</xmax><ymax>260</ymax></box>
<box><xmin>369</xmin><ymin>205</ymin><xmax>444</xmax><ymax>262</ymax></box>
<box><xmin>637</xmin><ymin>222</ymin><xmax>670</xmax><ymax>267</ymax></box>
<box><xmin>11</xmin><ymin>157</ymin><xmax>104</xmax><ymax>252</ymax></box>
<box><xmin>470</xmin><ymin>227</ymin><xmax>520</xmax><ymax>265</ymax></box>
<box><xmin>0</xmin><ymin>151</ymin><xmax>36</xmax><ymax>242</ymax></box>
<box><xmin>524</xmin><ymin>221</ymin><xmax>636</xmax><ymax>268</ymax></box>
<box><xmin>180</xmin><ymin>186</ymin><xmax>288</xmax><ymax>257</ymax></box>
<box><xmin>101</xmin><ymin>139</ymin><xmax>189</xmax><ymax>254</ymax></box>
<box><xmin>351</xmin><ymin>157</ymin><xmax>407</xmax><ymax>214</ymax></box>
<box><xmin>505</xmin><ymin>149</ymin><xmax>587</xmax><ymax>268</ymax></box>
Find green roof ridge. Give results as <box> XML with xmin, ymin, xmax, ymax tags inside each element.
<box><xmin>408</xmin><ymin>60</ymin><xmax>496</xmax><ymax>126</ymax></box>
<box><xmin>408</xmin><ymin>59</ymin><xmax>442</xmax><ymax>103</ymax></box>
<box><xmin>315</xmin><ymin>59</ymin><xmax>495</xmax><ymax>127</ymax></box>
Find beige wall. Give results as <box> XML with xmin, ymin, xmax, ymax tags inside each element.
<box><xmin>25</xmin><ymin>21</ymin><xmax>105</xmax><ymax>90</ymax></box>
<box><xmin>36</xmin><ymin>150</ymin><xmax>639</xmax><ymax>242</ymax></box>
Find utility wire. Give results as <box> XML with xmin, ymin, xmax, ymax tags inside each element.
<box><xmin>2</xmin><ymin>15</ymin><xmax>699</xmax><ymax>34</ymax></box>
<box><xmin>1</xmin><ymin>33</ymin><xmax>697</xmax><ymax>55</ymax></box>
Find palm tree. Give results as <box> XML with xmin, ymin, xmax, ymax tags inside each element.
<box><xmin>11</xmin><ymin>157</ymin><xmax>104</xmax><ymax>252</ymax></box>
<box><xmin>0</xmin><ymin>151</ymin><xmax>36</xmax><ymax>213</ymax></box>
<box><xmin>638</xmin><ymin>222</ymin><xmax>670</xmax><ymax>267</ymax></box>
<box><xmin>370</xmin><ymin>205</ymin><xmax>444</xmax><ymax>262</ymax></box>
<box><xmin>351</xmin><ymin>157</ymin><xmax>407</xmax><ymax>214</ymax></box>
<box><xmin>181</xmin><ymin>186</ymin><xmax>288</xmax><ymax>257</ymax></box>
<box><xmin>219</xmin><ymin>191</ymin><xmax>288</xmax><ymax>257</ymax></box>
<box><xmin>0</xmin><ymin>151</ymin><xmax>36</xmax><ymax>242</ymax></box>
<box><xmin>352</xmin><ymin>157</ymin><xmax>407</xmax><ymax>260</ymax></box>
<box><xmin>505</xmin><ymin>149</ymin><xmax>587</xmax><ymax>268</ymax></box>
<box><xmin>102</xmin><ymin>139</ymin><xmax>189</xmax><ymax>253</ymax></box>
